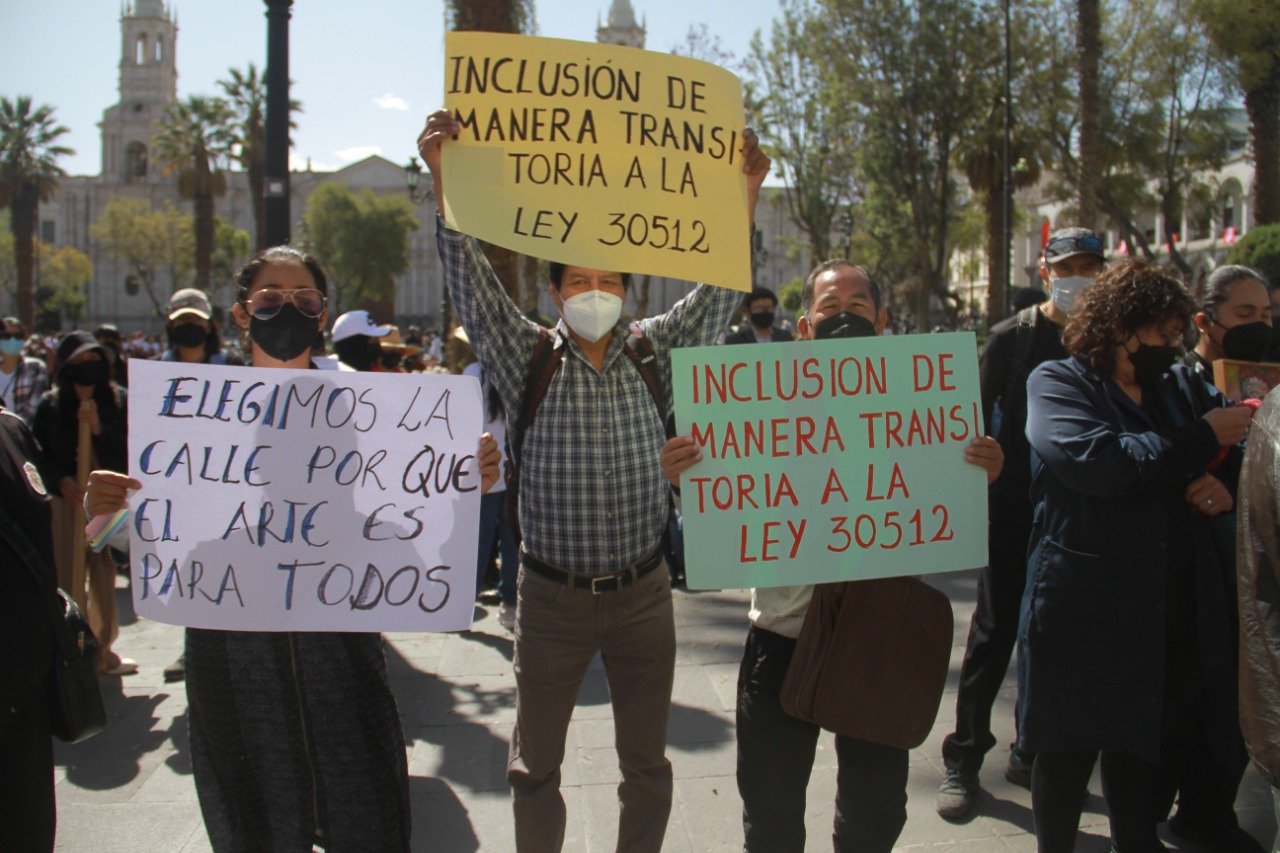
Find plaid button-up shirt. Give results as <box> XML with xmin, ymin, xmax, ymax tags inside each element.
<box><xmin>438</xmin><ymin>220</ymin><xmax>741</xmax><ymax>573</ymax></box>
<box><xmin>0</xmin><ymin>356</ymin><xmax>49</xmax><ymax>424</ymax></box>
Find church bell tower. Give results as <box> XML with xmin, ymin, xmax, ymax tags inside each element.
<box><xmin>100</xmin><ymin>0</ymin><xmax>178</xmax><ymax>184</ymax></box>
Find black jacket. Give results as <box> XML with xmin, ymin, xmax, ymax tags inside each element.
<box><xmin>0</xmin><ymin>409</ymin><xmax>56</xmax><ymax>714</ymax></box>
<box><xmin>31</xmin><ymin>384</ymin><xmax>128</xmax><ymax>489</ymax></box>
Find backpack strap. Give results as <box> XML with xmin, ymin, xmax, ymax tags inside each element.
<box><xmin>505</xmin><ymin>328</ymin><xmax>566</xmax><ymax>539</ymax></box>
<box><xmin>621</xmin><ymin>325</ymin><xmax>675</xmax><ymax>440</ymax></box>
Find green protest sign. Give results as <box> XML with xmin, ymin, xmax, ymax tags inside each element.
<box><xmin>671</xmin><ymin>332</ymin><xmax>989</xmax><ymax>589</ymax></box>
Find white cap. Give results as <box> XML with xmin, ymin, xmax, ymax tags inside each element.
<box><xmin>331</xmin><ymin>310</ymin><xmax>393</xmax><ymax>342</ymax></box>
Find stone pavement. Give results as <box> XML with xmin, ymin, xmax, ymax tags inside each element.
<box><xmin>53</xmin><ymin>571</ymin><xmax>1276</xmax><ymax>852</ymax></box>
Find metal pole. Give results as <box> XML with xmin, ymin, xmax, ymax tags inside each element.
<box><xmin>1002</xmin><ymin>0</ymin><xmax>1014</xmax><ymax>315</ymax></box>
<box><xmin>263</xmin><ymin>0</ymin><xmax>293</xmax><ymax>248</ymax></box>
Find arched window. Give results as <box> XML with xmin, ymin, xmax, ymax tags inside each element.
<box><xmin>125</xmin><ymin>142</ymin><xmax>148</xmax><ymax>182</ymax></box>
<box><xmin>135</xmin><ymin>35</ymin><xmax>147</xmax><ymax>65</ymax></box>
<box><xmin>155</xmin><ymin>37</ymin><xmax>163</xmax><ymax>62</ymax></box>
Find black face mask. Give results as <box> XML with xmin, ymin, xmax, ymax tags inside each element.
<box><xmin>814</xmin><ymin>311</ymin><xmax>876</xmax><ymax>340</ymax></box>
<box><xmin>64</xmin><ymin>361</ymin><xmax>107</xmax><ymax>387</ymax></box>
<box><xmin>1128</xmin><ymin>342</ymin><xmax>1181</xmax><ymax>386</ymax></box>
<box><xmin>169</xmin><ymin>323</ymin><xmax>207</xmax><ymax>349</ymax></box>
<box><xmin>750</xmin><ymin>311</ymin><xmax>775</xmax><ymax>330</ymax></box>
<box><xmin>1218</xmin><ymin>320</ymin><xmax>1272</xmax><ymax>362</ymax></box>
<box><xmin>249</xmin><ymin>305</ymin><xmax>318</xmax><ymax>362</ymax></box>
<box><xmin>333</xmin><ymin>335</ymin><xmax>380</xmax><ymax>372</ymax></box>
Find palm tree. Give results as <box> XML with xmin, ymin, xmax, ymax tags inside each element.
<box><xmin>445</xmin><ymin>0</ymin><xmax>536</xmax><ymax>301</ymax></box>
<box><xmin>0</xmin><ymin>96</ymin><xmax>73</xmax><ymax>329</ymax></box>
<box><xmin>153</xmin><ymin>95</ymin><xmax>235</xmax><ymax>290</ymax></box>
<box><xmin>220</xmin><ymin>64</ymin><xmax>302</xmax><ymax>251</ymax></box>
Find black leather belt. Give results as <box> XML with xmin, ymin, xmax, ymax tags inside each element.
<box><xmin>522</xmin><ymin>547</ymin><xmax>664</xmax><ymax>594</ymax></box>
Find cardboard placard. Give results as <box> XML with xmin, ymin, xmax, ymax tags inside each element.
<box><xmin>672</xmin><ymin>333</ymin><xmax>989</xmax><ymax>589</ymax></box>
<box><xmin>442</xmin><ymin>31</ymin><xmax>751</xmax><ymax>291</ymax></box>
<box><xmin>126</xmin><ymin>360</ymin><xmax>484</xmax><ymax>632</ymax></box>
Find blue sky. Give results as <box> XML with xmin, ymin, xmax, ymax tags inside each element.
<box><xmin>1</xmin><ymin>1</ymin><xmax>775</xmax><ymax>177</ymax></box>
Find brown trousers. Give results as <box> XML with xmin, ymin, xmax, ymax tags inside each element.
<box><xmin>508</xmin><ymin>560</ymin><xmax>676</xmax><ymax>853</ymax></box>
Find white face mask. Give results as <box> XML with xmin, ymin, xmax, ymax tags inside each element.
<box><xmin>1051</xmin><ymin>275</ymin><xmax>1093</xmax><ymax>316</ymax></box>
<box><xmin>559</xmin><ymin>290</ymin><xmax>623</xmax><ymax>343</ymax></box>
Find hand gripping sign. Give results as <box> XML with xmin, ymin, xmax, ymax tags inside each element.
<box><xmin>126</xmin><ymin>360</ymin><xmax>484</xmax><ymax>632</ymax></box>
<box><xmin>442</xmin><ymin>31</ymin><xmax>751</xmax><ymax>292</ymax></box>
<box><xmin>672</xmin><ymin>333</ymin><xmax>990</xmax><ymax>589</ymax></box>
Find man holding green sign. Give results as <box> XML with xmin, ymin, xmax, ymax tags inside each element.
<box><xmin>662</xmin><ymin>261</ymin><xmax>1003</xmax><ymax>851</ymax></box>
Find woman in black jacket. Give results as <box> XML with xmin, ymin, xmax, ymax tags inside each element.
<box><xmin>1019</xmin><ymin>259</ymin><xmax>1256</xmax><ymax>852</ymax></box>
<box><xmin>32</xmin><ymin>331</ymin><xmax>133</xmax><ymax>675</ymax></box>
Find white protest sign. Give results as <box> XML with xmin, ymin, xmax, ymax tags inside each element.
<box><xmin>126</xmin><ymin>360</ymin><xmax>483</xmax><ymax>632</ymax></box>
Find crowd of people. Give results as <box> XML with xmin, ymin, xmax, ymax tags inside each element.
<box><xmin>0</xmin><ymin>112</ymin><xmax>1277</xmax><ymax>853</ymax></box>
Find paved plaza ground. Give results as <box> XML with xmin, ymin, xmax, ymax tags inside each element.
<box><xmin>52</xmin><ymin>571</ymin><xmax>1276</xmax><ymax>851</ymax></box>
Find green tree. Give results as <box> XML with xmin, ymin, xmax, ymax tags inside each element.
<box><xmin>0</xmin><ymin>210</ymin><xmax>14</xmax><ymax>303</ymax></box>
<box><xmin>219</xmin><ymin>64</ymin><xmax>302</xmax><ymax>251</ymax></box>
<box><xmin>0</xmin><ymin>96</ymin><xmax>73</xmax><ymax>329</ymax></box>
<box><xmin>304</xmin><ymin>182</ymin><xmax>419</xmax><ymax>321</ymax></box>
<box><xmin>91</xmin><ymin>196</ymin><xmax>194</xmax><ymax>318</ymax></box>
<box><xmin>209</xmin><ymin>216</ymin><xmax>252</xmax><ymax>303</ymax></box>
<box><xmin>747</xmin><ymin>0</ymin><xmax>861</xmax><ymax>266</ymax></box>
<box><xmin>152</xmin><ymin>94</ymin><xmax>235</xmax><ymax>291</ymax></box>
<box><xmin>38</xmin><ymin>244</ymin><xmax>91</xmax><ymax>326</ymax></box>
<box><xmin>821</xmin><ymin>0</ymin><xmax>990</xmax><ymax>328</ymax></box>
<box><xmin>1227</xmin><ymin>223</ymin><xmax>1280</xmax><ymax>285</ymax></box>
<box><xmin>1027</xmin><ymin>0</ymin><xmax>1234</xmax><ymax>274</ymax></box>
<box><xmin>1193</xmin><ymin>0</ymin><xmax>1280</xmax><ymax>225</ymax></box>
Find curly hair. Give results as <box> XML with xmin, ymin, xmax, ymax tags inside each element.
<box><xmin>1062</xmin><ymin>258</ymin><xmax>1194</xmax><ymax>374</ymax></box>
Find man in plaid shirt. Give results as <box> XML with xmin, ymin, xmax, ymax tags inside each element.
<box><xmin>0</xmin><ymin>317</ymin><xmax>49</xmax><ymax>424</ymax></box>
<box><xmin>419</xmin><ymin>110</ymin><xmax>770</xmax><ymax>852</ymax></box>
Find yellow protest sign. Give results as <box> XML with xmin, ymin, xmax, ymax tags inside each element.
<box><xmin>442</xmin><ymin>32</ymin><xmax>751</xmax><ymax>292</ymax></box>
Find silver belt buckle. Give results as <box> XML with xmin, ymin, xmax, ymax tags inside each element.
<box><xmin>590</xmin><ymin>574</ymin><xmax>612</xmax><ymax>594</ymax></box>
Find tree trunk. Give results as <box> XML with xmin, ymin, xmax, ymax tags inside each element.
<box><xmin>483</xmin><ymin>244</ymin><xmax>520</xmax><ymax>302</ymax></box>
<box><xmin>194</xmin><ymin>192</ymin><xmax>214</xmax><ymax>290</ymax></box>
<box><xmin>11</xmin><ymin>182</ymin><xmax>37</xmax><ymax>330</ymax></box>
<box><xmin>984</xmin><ymin>186</ymin><xmax>1007</xmax><ymax>326</ymax></box>
<box><xmin>1245</xmin><ymin>62</ymin><xmax>1280</xmax><ymax>225</ymax></box>
<box><xmin>520</xmin><ymin>252</ymin><xmax>540</xmax><ymax>314</ymax></box>
<box><xmin>1076</xmin><ymin>0</ymin><xmax>1102</xmax><ymax>228</ymax></box>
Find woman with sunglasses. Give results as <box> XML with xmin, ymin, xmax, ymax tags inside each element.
<box><xmin>1019</xmin><ymin>259</ymin><xmax>1258</xmax><ymax>851</ymax></box>
<box><xmin>89</xmin><ymin>245</ymin><xmax>500</xmax><ymax>851</ymax></box>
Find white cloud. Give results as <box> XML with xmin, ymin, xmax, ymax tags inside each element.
<box><xmin>332</xmin><ymin>145</ymin><xmax>383</xmax><ymax>163</ymax></box>
<box><xmin>374</xmin><ymin>93</ymin><xmax>409</xmax><ymax>111</ymax></box>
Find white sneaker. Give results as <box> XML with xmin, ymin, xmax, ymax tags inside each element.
<box><xmin>498</xmin><ymin>602</ymin><xmax>516</xmax><ymax>631</ymax></box>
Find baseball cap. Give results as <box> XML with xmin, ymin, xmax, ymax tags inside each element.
<box><xmin>332</xmin><ymin>310</ymin><xmax>393</xmax><ymax>343</ymax></box>
<box><xmin>1043</xmin><ymin>227</ymin><xmax>1106</xmax><ymax>263</ymax></box>
<box><xmin>167</xmin><ymin>288</ymin><xmax>213</xmax><ymax>322</ymax></box>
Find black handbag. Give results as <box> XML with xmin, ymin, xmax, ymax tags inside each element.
<box><xmin>0</xmin><ymin>509</ymin><xmax>106</xmax><ymax>743</ymax></box>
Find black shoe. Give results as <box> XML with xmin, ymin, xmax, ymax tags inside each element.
<box><xmin>936</xmin><ymin>769</ymin><xmax>978</xmax><ymax>821</ymax></box>
<box><xmin>163</xmin><ymin>654</ymin><xmax>185</xmax><ymax>683</ymax></box>
<box><xmin>1005</xmin><ymin>751</ymin><xmax>1032</xmax><ymax>789</ymax></box>
<box><xmin>1168</xmin><ymin>816</ymin><xmax>1265</xmax><ymax>853</ymax></box>
<box><xmin>477</xmin><ymin>588</ymin><xmax>501</xmax><ymax>605</ymax></box>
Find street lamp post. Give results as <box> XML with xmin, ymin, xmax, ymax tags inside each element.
<box><xmin>263</xmin><ymin>0</ymin><xmax>293</xmax><ymax>248</ymax></box>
